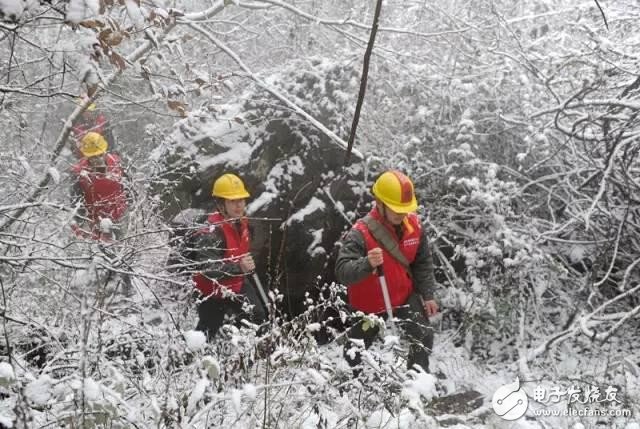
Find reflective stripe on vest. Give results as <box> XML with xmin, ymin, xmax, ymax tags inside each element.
<box><xmin>193</xmin><ymin>212</ymin><xmax>249</xmax><ymax>297</ymax></box>
<box><xmin>347</xmin><ymin>208</ymin><xmax>422</xmax><ymax>314</ymax></box>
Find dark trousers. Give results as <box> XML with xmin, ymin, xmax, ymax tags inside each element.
<box><xmin>344</xmin><ymin>293</ymin><xmax>434</xmax><ymax>372</ymax></box>
<box><xmin>196</xmin><ymin>280</ymin><xmax>267</xmax><ymax>339</ymax></box>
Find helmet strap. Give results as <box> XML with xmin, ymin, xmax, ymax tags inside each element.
<box><xmin>375</xmin><ymin>199</ymin><xmax>387</xmax><ymax>221</ymax></box>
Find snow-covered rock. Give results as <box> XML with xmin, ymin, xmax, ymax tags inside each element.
<box><xmin>157</xmin><ymin>59</ymin><xmax>370</xmax><ymax>315</ymax></box>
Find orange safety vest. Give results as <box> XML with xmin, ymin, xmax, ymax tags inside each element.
<box><xmin>347</xmin><ymin>208</ymin><xmax>422</xmax><ymax>314</ymax></box>
<box><xmin>192</xmin><ymin>212</ymin><xmax>249</xmax><ymax>297</ymax></box>
<box><xmin>72</xmin><ymin>154</ymin><xmax>127</xmax><ymax>222</ymax></box>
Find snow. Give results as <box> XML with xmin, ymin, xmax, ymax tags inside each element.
<box><xmin>383</xmin><ymin>335</ymin><xmax>400</xmax><ymax>347</ymax></box>
<box><xmin>83</xmin><ymin>378</ymin><xmax>101</xmax><ymax>401</ymax></box>
<box><xmin>246</xmin><ymin>191</ymin><xmax>277</xmax><ymax>214</ymax></box>
<box><xmin>306</xmin><ymin>323</ymin><xmax>322</xmax><ymax>332</ymax></box>
<box><xmin>47</xmin><ymin>167</ymin><xmax>60</xmax><ymax>184</ymax></box>
<box><xmin>197</xmin><ymin>141</ymin><xmax>253</xmax><ymax>170</ymax></box>
<box><xmin>306</xmin><ymin>368</ymin><xmax>326</xmax><ymax>386</ymax></box>
<box><xmin>300</xmin><ymin>405</ymin><xmax>338</xmax><ymax>429</ymax></box>
<box><xmin>231</xmin><ymin>388</ymin><xmax>242</xmax><ymax>414</ymax></box>
<box><xmin>187</xmin><ymin>378</ymin><xmax>209</xmax><ymax>414</ymax></box>
<box><xmin>125</xmin><ymin>0</ymin><xmax>145</xmax><ymax>29</ymax></box>
<box><xmin>366</xmin><ymin>408</ymin><xmax>422</xmax><ymax>428</ymax></box>
<box><xmin>99</xmin><ymin>217</ymin><xmax>113</xmax><ymax>233</ymax></box>
<box><xmin>17</xmin><ymin>156</ymin><xmax>33</xmax><ymax>179</ymax></box>
<box><xmin>86</xmin><ymin>0</ymin><xmax>99</xmax><ymax>15</ymax></box>
<box><xmin>402</xmin><ymin>371</ymin><xmax>437</xmax><ymax>403</ymax></box>
<box><xmin>0</xmin><ymin>362</ymin><xmax>14</xmax><ymax>384</ymax></box>
<box><xmin>170</xmin><ymin>207</ymin><xmax>206</xmax><ymax>226</ymax></box>
<box><xmin>66</xmin><ymin>0</ymin><xmax>97</xmax><ymax>23</ymax></box>
<box><xmin>306</xmin><ymin>228</ymin><xmax>325</xmax><ymax>257</ymax></box>
<box><xmin>366</xmin><ymin>408</ymin><xmax>394</xmax><ymax>428</ymax></box>
<box><xmin>569</xmin><ymin>245</ymin><xmax>586</xmax><ymax>264</ymax></box>
<box><xmin>24</xmin><ymin>375</ymin><xmax>53</xmax><ymax>406</ymax></box>
<box><xmin>0</xmin><ymin>0</ymin><xmax>24</xmax><ymax>18</ymax></box>
<box><xmin>202</xmin><ymin>355</ymin><xmax>220</xmax><ymax>380</ymax></box>
<box><xmin>286</xmin><ymin>197</ymin><xmax>326</xmax><ymax>225</ymax></box>
<box><xmin>0</xmin><ymin>415</ymin><xmax>11</xmax><ymax>429</ymax></box>
<box><xmin>71</xmin><ymin>265</ymin><xmax>97</xmax><ymax>287</ymax></box>
<box><xmin>243</xmin><ymin>383</ymin><xmax>257</xmax><ymax>401</ymax></box>
<box><xmin>5</xmin><ymin>6</ymin><xmax>640</xmax><ymax>429</ymax></box>
<box><xmin>184</xmin><ymin>330</ymin><xmax>206</xmax><ymax>352</ymax></box>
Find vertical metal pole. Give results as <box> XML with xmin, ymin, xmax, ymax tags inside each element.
<box><xmin>252</xmin><ymin>273</ymin><xmax>270</xmax><ymax>316</ymax></box>
<box><xmin>377</xmin><ymin>271</ymin><xmax>397</xmax><ymax>334</ymax></box>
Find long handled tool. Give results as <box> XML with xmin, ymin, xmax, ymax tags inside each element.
<box><xmin>252</xmin><ymin>273</ymin><xmax>270</xmax><ymax>316</ymax></box>
<box><xmin>377</xmin><ymin>269</ymin><xmax>397</xmax><ymax>335</ymax></box>
<box><xmin>239</xmin><ymin>217</ymin><xmax>270</xmax><ymax>316</ymax></box>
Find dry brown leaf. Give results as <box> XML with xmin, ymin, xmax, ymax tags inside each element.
<box><xmin>107</xmin><ymin>31</ymin><xmax>124</xmax><ymax>46</ymax></box>
<box><xmin>79</xmin><ymin>20</ymin><xmax>105</xmax><ymax>29</ymax></box>
<box><xmin>98</xmin><ymin>28</ymin><xmax>113</xmax><ymax>42</ymax></box>
<box><xmin>86</xmin><ymin>84</ymin><xmax>98</xmax><ymax>98</ymax></box>
<box><xmin>109</xmin><ymin>52</ymin><xmax>126</xmax><ymax>71</ymax></box>
<box><xmin>167</xmin><ymin>100</ymin><xmax>188</xmax><ymax>117</ymax></box>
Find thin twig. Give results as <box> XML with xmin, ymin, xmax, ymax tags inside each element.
<box><xmin>344</xmin><ymin>0</ymin><xmax>383</xmax><ymax>166</ymax></box>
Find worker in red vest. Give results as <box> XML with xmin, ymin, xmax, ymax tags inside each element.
<box><xmin>71</xmin><ymin>132</ymin><xmax>127</xmax><ymax>241</ymax></box>
<box><xmin>192</xmin><ymin>173</ymin><xmax>266</xmax><ymax>339</ymax></box>
<box><xmin>335</xmin><ymin>170</ymin><xmax>438</xmax><ymax>373</ymax></box>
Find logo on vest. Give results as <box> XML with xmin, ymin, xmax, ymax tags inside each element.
<box><xmin>403</xmin><ymin>237</ymin><xmax>420</xmax><ymax>247</ymax></box>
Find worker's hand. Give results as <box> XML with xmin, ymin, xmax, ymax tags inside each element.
<box><xmin>423</xmin><ymin>299</ymin><xmax>439</xmax><ymax>317</ymax></box>
<box><xmin>239</xmin><ymin>254</ymin><xmax>255</xmax><ymax>273</ymax></box>
<box><xmin>367</xmin><ymin>247</ymin><xmax>384</xmax><ymax>269</ymax></box>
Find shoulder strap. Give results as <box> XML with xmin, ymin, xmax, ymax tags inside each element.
<box><xmin>362</xmin><ymin>215</ymin><xmax>411</xmax><ymax>270</ymax></box>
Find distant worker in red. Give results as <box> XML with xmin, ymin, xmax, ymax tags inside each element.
<box><xmin>192</xmin><ymin>173</ymin><xmax>267</xmax><ymax>339</ymax></box>
<box><xmin>71</xmin><ymin>132</ymin><xmax>128</xmax><ymax>241</ymax></box>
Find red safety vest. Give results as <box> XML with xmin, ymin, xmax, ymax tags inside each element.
<box><xmin>72</xmin><ymin>154</ymin><xmax>127</xmax><ymax>223</ymax></box>
<box><xmin>347</xmin><ymin>208</ymin><xmax>422</xmax><ymax>314</ymax></box>
<box><xmin>192</xmin><ymin>212</ymin><xmax>250</xmax><ymax>297</ymax></box>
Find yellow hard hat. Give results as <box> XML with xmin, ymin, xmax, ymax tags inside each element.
<box><xmin>80</xmin><ymin>132</ymin><xmax>108</xmax><ymax>158</ymax></box>
<box><xmin>371</xmin><ymin>170</ymin><xmax>418</xmax><ymax>213</ymax></box>
<box><xmin>212</xmin><ymin>173</ymin><xmax>250</xmax><ymax>199</ymax></box>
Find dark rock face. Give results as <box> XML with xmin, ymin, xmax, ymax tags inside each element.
<box><xmin>158</xmin><ymin>59</ymin><xmax>373</xmax><ymax>315</ymax></box>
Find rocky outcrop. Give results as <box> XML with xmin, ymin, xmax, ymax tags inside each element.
<box><xmin>157</xmin><ymin>58</ymin><xmax>374</xmax><ymax>315</ymax></box>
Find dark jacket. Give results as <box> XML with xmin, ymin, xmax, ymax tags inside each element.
<box><xmin>334</xmin><ymin>217</ymin><xmax>436</xmax><ymax>301</ymax></box>
<box><xmin>193</xmin><ymin>219</ymin><xmax>247</xmax><ymax>283</ymax></box>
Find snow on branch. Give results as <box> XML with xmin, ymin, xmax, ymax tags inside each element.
<box><xmin>0</xmin><ymin>1</ymin><xmax>228</xmax><ymax>233</ymax></box>
<box><xmin>184</xmin><ymin>21</ymin><xmax>363</xmax><ymax>159</ymax></box>
<box><xmin>0</xmin><ymin>86</ymin><xmax>76</xmax><ymax>98</ymax></box>
<box><xmin>584</xmin><ymin>139</ymin><xmax>632</xmax><ymax>231</ymax></box>
<box><xmin>243</xmin><ymin>0</ymin><xmax>600</xmax><ymax>40</ymax></box>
